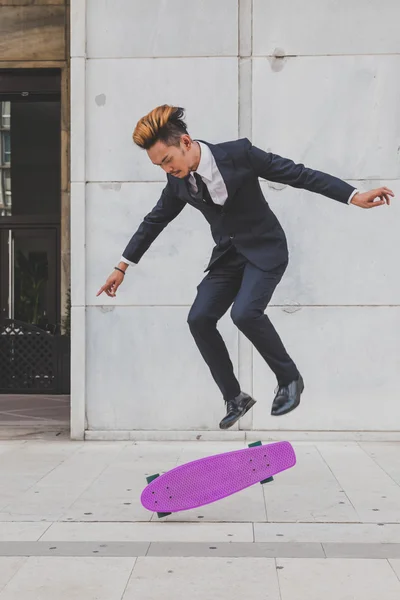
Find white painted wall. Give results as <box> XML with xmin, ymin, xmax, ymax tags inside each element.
<box><xmin>71</xmin><ymin>0</ymin><xmax>400</xmax><ymax>439</ymax></box>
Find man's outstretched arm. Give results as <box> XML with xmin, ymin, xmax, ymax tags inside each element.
<box><xmin>121</xmin><ymin>183</ymin><xmax>186</xmax><ymax>264</ymax></box>
<box><xmin>246</xmin><ymin>140</ymin><xmax>393</xmax><ymax>208</ymax></box>
<box><xmin>97</xmin><ymin>183</ymin><xmax>186</xmax><ymax>297</ymax></box>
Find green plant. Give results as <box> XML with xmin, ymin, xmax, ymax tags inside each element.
<box><xmin>14</xmin><ymin>250</ymin><xmax>48</xmax><ymax>325</ymax></box>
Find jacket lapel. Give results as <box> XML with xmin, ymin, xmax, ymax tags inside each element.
<box><xmin>197</xmin><ymin>140</ymin><xmax>240</xmax><ymax>207</ymax></box>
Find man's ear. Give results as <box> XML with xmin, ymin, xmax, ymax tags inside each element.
<box><xmin>181</xmin><ymin>134</ymin><xmax>192</xmax><ymax>150</ymax></box>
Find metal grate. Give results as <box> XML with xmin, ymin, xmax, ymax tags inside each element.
<box><xmin>0</xmin><ymin>319</ymin><xmax>56</xmax><ymax>392</ymax></box>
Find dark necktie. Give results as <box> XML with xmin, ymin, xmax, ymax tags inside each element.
<box><xmin>190</xmin><ymin>172</ymin><xmax>214</xmax><ymax>207</ymax></box>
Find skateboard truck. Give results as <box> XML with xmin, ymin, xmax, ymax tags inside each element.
<box><xmin>248</xmin><ymin>442</ymin><xmax>274</xmax><ymax>484</ymax></box>
<box><xmin>146</xmin><ymin>474</ymin><xmax>172</xmax><ymax>518</ymax></box>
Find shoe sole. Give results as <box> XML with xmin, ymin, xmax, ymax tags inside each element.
<box><xmin>271</xmin><ymin>381</ymin><xmax>304</xmax><ymax>417</ymax></box>
<box><xmin>219</xmin><ymin>397</ymin><xmax>257</xmax><ymax>430</ymax></box>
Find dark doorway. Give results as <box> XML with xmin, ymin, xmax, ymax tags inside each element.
<box><xmin>0</xmin><ymin>69</ymin><xmax>70</xmax><ymax>396</ymax></box>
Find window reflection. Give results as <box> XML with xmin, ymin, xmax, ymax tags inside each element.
<box><xmin>0</xmin><ymin>101</ymin><xmax>11</xmax><ymax>217</ymax></box>
<box><xmin>14</xmin><ymin>249</ymin><xmax>49</xmax><ymax>328</ymax></box>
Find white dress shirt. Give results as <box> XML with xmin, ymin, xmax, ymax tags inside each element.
<box><xmin>187</xmin><ymin>141</ymin><xmax>228</xmax><ymax>204</ymax></box>
<box><xmin>120</xmin><ymin>142</ymin><xmax>358</xmax><ymax>265</ymax></box>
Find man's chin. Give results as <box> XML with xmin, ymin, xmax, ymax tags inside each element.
<box><xmin>171</xmin><ymin>169</ymin><xmax>188</xmax><ymax>179</ymax></box>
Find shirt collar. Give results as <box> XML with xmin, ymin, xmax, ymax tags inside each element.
<box><xmin>193</xmin><ymin>141</ymin><xmax>213</xmax><ymax>182</ymax></box>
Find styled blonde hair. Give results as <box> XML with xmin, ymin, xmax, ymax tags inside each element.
<box><xmin>132</xmin><ymin>105</ymin><xmax>188</xmax><ymax>149</ymax></box>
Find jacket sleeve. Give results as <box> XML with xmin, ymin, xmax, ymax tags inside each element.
<box><xmin>122</xmin><ymin>183</ymin><xmax>186</xmax><ymax>264</ymax></box>
<box><xmin>245</xmin><ymin>139</ymin><xmax>356</xmax><ymax>204</ymax></box>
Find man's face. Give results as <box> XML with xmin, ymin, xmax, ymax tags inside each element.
<box><xmin>147</xmin><ymin>137</ymin><xmax>192</xmax><ymax>178</ymax></box>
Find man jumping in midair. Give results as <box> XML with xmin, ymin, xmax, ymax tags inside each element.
<box><xmin>98</xmin><ymin>105</ymin><xmax>393</xmax><ymax>429</ymax></box>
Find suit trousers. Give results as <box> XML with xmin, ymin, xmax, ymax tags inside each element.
<box><xmin>187</xmin><ymin>246</ymin><xmax>299</xmax><ymax>400</ymax></box>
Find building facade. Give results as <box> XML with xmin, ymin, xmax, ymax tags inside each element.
<box><xmin>1</xmin><ymin>1</ymin><xmax>399</xmax><ymax>440</ymax></box>
<box><xmin>70</xmin><ymin>0</ymin><xmax>400</xmax><ymax>440</ymax></box>
<box><xmin>0</xmin><ymin>2</ymin><xmax>70</xmax><ymax>398</ymax></box>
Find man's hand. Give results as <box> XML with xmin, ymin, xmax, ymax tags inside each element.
<box><xmin>350</xmin><ymin>187</ymin><xmax>394</xmax><ymax>209</ymax></box>
<box><xmin>97</xmin><ymin>266</ymin><xmax>127</xmax><ymax>297</ymax></box>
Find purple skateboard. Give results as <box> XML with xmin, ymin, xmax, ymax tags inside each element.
<box><xmin>141</xmin><ymin>441</ymin><xmax>296</xmax><ymax>515</ymax></box>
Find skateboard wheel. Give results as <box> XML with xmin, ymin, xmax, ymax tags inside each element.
<box><xmin>157</xmin><ymin>512</ymin><xmax>172</xmax><ymax>518</ymax></box>
<box><xmin>260</xmin><ymin>476</ymin><xmax>274</xmax><ymax>484</ymax></box>
<box><xmin>248</xmin><ymin>441</ymin><xmax>262</xmax><ymax>447</ymax></box>
<box><xmin>146</xmin><ymin>473</ymin><xmax>160</xmax><ymax>484</ymax></box>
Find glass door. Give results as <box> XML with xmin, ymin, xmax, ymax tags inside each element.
<box><xmin>0</xmin><ymin>69</ymin><xmax>68</xmax><ymax>394</ymax></box>
<box><xmin>0</xmin><ymin>228</ymin><xmax>58</xmax><ymax>332</ymax></box>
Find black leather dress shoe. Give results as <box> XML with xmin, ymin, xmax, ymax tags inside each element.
<box><xmin>271</xmin><ymin>375</ymin><xmax>304</xmax><ymax>416</ymax></box>
<box><xmin>219</xmin><ymin>392</ymin><xmax>256</xmax><ymax>430</ymax></box>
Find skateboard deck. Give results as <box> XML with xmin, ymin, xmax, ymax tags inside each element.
<box><xmin>141</xmin><ymin>441</ymin><xmax>296</xmax><ymax>514</ymax></box>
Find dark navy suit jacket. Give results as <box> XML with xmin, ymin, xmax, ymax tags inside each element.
<box><xmin>122</xmin><ymin>138</ymin><xmax>356</xmax><ymax>272</ymax></box>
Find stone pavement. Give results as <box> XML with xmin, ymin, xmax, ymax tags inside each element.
<box><xmin>0</xmin><ymin>437</ymin><xmax>400</xmax><ymax>598</ymax></box>
<box><xmin>0</xmin><ymin>396</ymin><xmax>70</xmax><ymax>440</ymax></box>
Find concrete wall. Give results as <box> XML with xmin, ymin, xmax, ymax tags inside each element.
<box><xmin>70</xmin><ymin>0</ymin><xmax>400</xmax><ymax>439</ymax></box>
